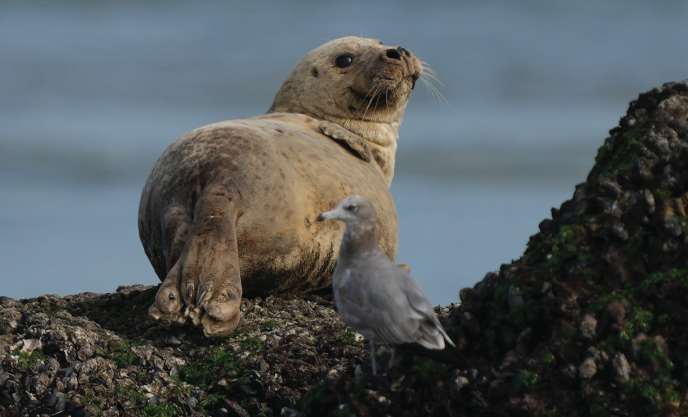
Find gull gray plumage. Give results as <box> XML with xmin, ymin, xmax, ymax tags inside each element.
<box><xmin>316</xmin><ymin>195</ymin><xmax>464</xmax><ymax>375</ymax></box>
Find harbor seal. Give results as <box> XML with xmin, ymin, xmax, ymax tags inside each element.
<box><xmin>138</xmin><ymin>36</ymin><xmax>423</xmax><ymax>337</ymax></box>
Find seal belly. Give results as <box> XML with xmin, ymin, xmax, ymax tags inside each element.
<box><xmin>221</xmin><ymin>118</ymin><xmax>397</xmax><ymax>295</ymax></box>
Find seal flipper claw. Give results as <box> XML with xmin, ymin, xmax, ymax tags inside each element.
<box><xmin>149</xmin><ymin>258</ymin><xmax>185</xmax><ymax>324</ymax></box>
<box><xmin>175</xmin><ymin>186</ymin><xmax>244</xmax><ymax>337</ymax></box>
<box><xmin>318</xmin><ymin>121</ymin><xmax>372</xmax><ymax>162</ymax></box>
<box><xmin>201</xmin><ymin>309</ymin><xmax>241</xmax><ymax>338</ymax></box>
<box><xmin>204</xmin><ymin>283</ymin><xmax>241</xmax><ymax>322</ymax></box>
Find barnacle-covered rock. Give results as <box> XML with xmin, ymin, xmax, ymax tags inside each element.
<box><xmin>296</xmin><ymin>80</ymin><xmax>688</xmax><ymax>416</ymax></box>
<box><xmin>0</xmin><ymin>285</ymin><xmax>368</xmax><ymax>416</ymax></box>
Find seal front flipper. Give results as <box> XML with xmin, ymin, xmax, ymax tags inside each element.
<box><xmin>149</xmin><ymin>185</ymin><xmax>243</xmax><ymax>338</ymax></box>
<box><xmin>318</xmin><ymin>121</ymin><xmax>372</xmax><ymax>162</ymax></box>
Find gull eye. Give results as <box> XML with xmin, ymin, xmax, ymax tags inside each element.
<box><xmin>346</xmin><ymin>204</ymin><xmax>359</xmax><ymax>212</ymax></box>
<box><xmin>335</xmin><ymin>54</ymin><xmax>354</xmax><ymax>68</ymax></box>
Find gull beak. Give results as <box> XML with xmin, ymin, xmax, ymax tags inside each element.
<box><xmin>316</xmin><ymin>210</ymin><xmax>337</xmax><ymax>222</ymax></box>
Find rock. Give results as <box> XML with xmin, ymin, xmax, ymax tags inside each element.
<box><xmin>578</xmin><ymin>358</ymin><xmax>597</xmax><ymax>380</ymax></box>
<box><xmin>508</xmin><ymin>285</ymin><xmax>524</xmax><ymax>310</ymax></box>
<box><xmin>450</xmin><ymin>374</ymin><xmax>469</xmax><ymax>397</ymax></box>
<box><xmin>506</xmin><ymin>394</ymin><xmax>546</xmax><ymax>415</ymax></box>
<box><xmin>579</xmin><ymin>314</ymin><xmax>598</xmax><ymax>343</ymax></box>
<box><xmin>662</xmin><ymin>215</ymin><xmax>682</xmax><ymax>237</ymax></box>
<box><xmin>595</xmin><ymin>177</ymin><xmax>623</xmax><ymax>199</ymax></box>
<box><xmin>459</xmin><ymin>311</ymin><xmax>481</xmax><ymax>334</ymax></box>
<box><xmin>634</xmin><ymin>159</ymin><xmax>654</xmax><ymax>183</ymax></box>
<box><xmin>612</xmin><ymin>352</ymin><xmax>631</xmax><ymax>384</ymax></box>
<box><xmin>0</xmin><ymin>309</ymin><xmax>22</xmax><ymax>335</ymax></box>
<box><xmin>561</xmin><ymin>364</ymin><xmax>577</xmax><ymax>383</ymax></box>
<box><xmin>459</xmin><ymin>287</ymin><xmax>482</xmax><ymax>313</ymax></box>
<box><xmin>500</xmin><ymin>350</ymin><xmax>522</xmax><ymax>371</ymax></box>
<box><xmin>611</xmin><ymin>223</ymin><xmax>629</xmax><ymax>241</ymax></box>
<box><xmin>643</xmin><ymin>189</ymin><xmax>656</xmax><ymax>214</ymax></box>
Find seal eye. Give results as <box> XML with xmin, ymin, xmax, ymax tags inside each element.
<box><xmin>345</xmin><ymin>204</ymin><xmax>359</xmax><ymax>212</ymax></box>
<box><xmin>335</xmin><ymin>54</ymin><xmax>354</xmax><ymax>68</ymax></box>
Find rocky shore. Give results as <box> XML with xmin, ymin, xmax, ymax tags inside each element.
<box><xmin>2</xmin><ymin>81</ymin><xmax>688</xmax><ymax>417</ymax></box>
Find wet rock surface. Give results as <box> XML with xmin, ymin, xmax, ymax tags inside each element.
<box><xmin>293</xmin><ymin>81</ymin><xmax>688</xmax><ymax>416</ymax></box>
<box><xmin>2</xmin><ymin>81</ymin><xmax>688</xmax><ymax>416</ymax></box>
<box><xmin>0</xmin><ymin>287</ymin><xmax>364</xmax><ymax>417</ymax></box>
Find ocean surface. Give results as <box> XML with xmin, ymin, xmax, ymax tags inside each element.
<box><xmin>2</xmin><ymin>0</ymin><xmax>688</xmax><ymax>306</ymax></box>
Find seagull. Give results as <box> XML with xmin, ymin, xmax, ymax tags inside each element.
<box><xmin>316</xmin><ymin>195</ymin><xmax>469</xmax><ymax>375</ymax></box>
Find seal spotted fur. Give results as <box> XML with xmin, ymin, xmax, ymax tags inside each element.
<box><xmin>138</xmin><ymin>37</ymin><xmax>422</xmax><ymax>337</ymax></box>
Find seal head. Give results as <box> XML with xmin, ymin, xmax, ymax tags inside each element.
<box><xmin>270</xmin><ymin>37</ymin><xmax>422</xmax><ymax>182</ymax></box>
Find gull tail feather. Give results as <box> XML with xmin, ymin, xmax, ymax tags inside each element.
<box><xmin>400</xmin><ymin>342</ymin><xmax>472</xmax><ymax>369</ymax></box>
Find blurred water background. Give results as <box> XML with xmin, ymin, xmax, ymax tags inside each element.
<box><xmin>2</xmin><ymin>0</ymin><xmax>688</xmax><ymax>306</ymax></box>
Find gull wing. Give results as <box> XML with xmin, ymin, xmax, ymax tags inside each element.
<box><xmin>333</xmin><ymin>258</ymin><xmax>452</xmax><ymax>349</ymax></box>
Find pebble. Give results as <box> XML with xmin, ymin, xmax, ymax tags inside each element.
<box><xmin>508</xmin><ymin>286</ymin><xmax>524</xmax><ymax>310</ymax></box>
<box><xmin>578</xmin><ymin>358</ymin><xmax>597</xmax><ymax>380</ymax></box>
<box><xmin>451</xmin><ymin>374</ymin><xmax>469</xmax><ymax>395</ymax></box>
<box><xmin>500</xmin><ymin>351</ymin><xmax>522</xmax><ymax>371</ymax></box>
<box><xmin>643</xmin><ymin>189</ymin><xmax>656</xmax><ymax>214</ymax></box>
<box><xmin>579</xmin><ymin>314</ymin><xmax>598</xmax><ymax>343</ymax></box>
<box><xmin>611</xmin><ymin>223</ymin><xmax>629</xmax><ymax>241</ymax></box>
<box><xmin>612</xmin><ymin>352</ymin><xmax>631</xmax><ymax>383</ymax></box>
<box><xmin>610</xmin><ymin>201</ymin><xmax>624</xmax><ymax>219</ymax></box>
<box><xmin>595</xmin><ymin>177</ymin><xmax>622</xmax><ymax>199</ymax></box>
<box><xmin>662</xmin><ymin>215</ymin><xmax>682</xmax><ymax>237</ymax></box>
<box><xmin>561</xmin><ymin>364</ymin><xmax>577</xmax><ymax>383</ymax></box>
<box><xmin>634</xmin><ymin>159</ymin><xmax>653</xmax><ymax>183</ymax></box>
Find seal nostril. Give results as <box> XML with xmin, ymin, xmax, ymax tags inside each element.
<box><xmin>400</xmin><ymin>47</ymin><xmax>410</xmax><ymax>57</ymax></box>
<box><xmin>385</xmin><ymin>48</ymin><xmax>402</xmax><ymax>60</ymax></box>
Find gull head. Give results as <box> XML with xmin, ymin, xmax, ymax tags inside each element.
<box><xmin>316</xmin><ymin>195</ymin><xmax>377</xmax><ymax>226</ymax></box>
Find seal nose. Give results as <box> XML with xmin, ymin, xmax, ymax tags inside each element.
<box><xmin>385</xmin><ymin>47</ymin><xmax>402</xmax><ymax>61</ymax></box>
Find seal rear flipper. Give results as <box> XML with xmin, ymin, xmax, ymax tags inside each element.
<box><xmin>148</xmin><ymin>259</ymin><xmax>186</xmax><ymax>324</ymax></box>
<box><xmin>318</xmin><ymin>121</ymin><xmax>373</xmax><ymax>162</ymax></box>
<box><xmin>150</xmin><ymin>185</ymin><xmax>243</xmax><ymax>338</ymax></box>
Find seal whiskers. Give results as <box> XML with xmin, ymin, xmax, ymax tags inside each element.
<box><xmin>419</xmin><ymin>61</ymin><xmax>449</xmax><ymax>106</ymax></box>
<box><xmin>362</xmin><ymin>85</ymin><xmax>382</xmax><ymax>122</ymax></box>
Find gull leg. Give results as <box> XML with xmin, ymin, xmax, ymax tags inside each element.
<box><xmin>370</xmin><ymin>340</ymin><xmax>377</xmax><ymax>376</ymax></box>
<box><xmin>387</xmin><ymin>345</ymin><xmax>396</xmax><ymax>371</ymax></box>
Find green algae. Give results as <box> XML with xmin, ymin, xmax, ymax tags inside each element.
<box><xmin>410</xmin><ymin>356</ymin><xmax>448</xmax><ymax>384</ymax></box>
<box><xmin>540</xmin><ymin>351</ymin><xmax>556</xmax><ymax>373</ymax></box>
<box><xmin>245</xmin><ymin>337</ymin><xmax>265</xmax><ymax>351</ymax></box>
<box><xmin>339</xmin><ymin>331</ymin><xmax>359</xmax><ymax>345</ymax></box>
<box><xmin>83</xmin><ymin>393</ymin><xmax>104</xmax><ymax>410</ymax></box>
<box><xmin>590</xmin><ymin>403</ymin><xmax>609</xmax><ymax>417</ymax></box>
<box><xmin>299</xmin><ymin>382</ymin><xmax>329</xmax><ymax>417</ymax></box>
<box><xmin>114</xmin><ymin>387</ymin><xmax>184</xmax><ymax>416</ymax></box>
<box><xmin>259</xmin><ymin>319</ymin><xmax>279</xmax><ymax>332</ymax></box>
<box><xmin>590</xmin><ymin>119</ymin><xmax>646</xmax><ymax>179</ymax></box>
<box><xmin>140</xmin><ymin>402</ymin><xmax>182</xmax><ymax>417</ymax></box>
<box><xmin>197</xmin><ymin>394</ymin><xmax>225</xmax><ymax>415</ymax></box>
<box><xmin>179</xmin><ymin>346</ymin><xmax>240</xmax><ymax>388</ymax></box>
<box><xmin>11</xmin><ymin>347</ymin><xmax>46</xmax><ymax>368</ymax></box>
<box><xmin>512</xmin><ymin>370</ymin><xmax>540</xmax><ymax>394</ymax></box>
<box><xmin>561</xmin><ymin>324</ymin><xmax>577</xmax><ymax>342</ymax></box>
